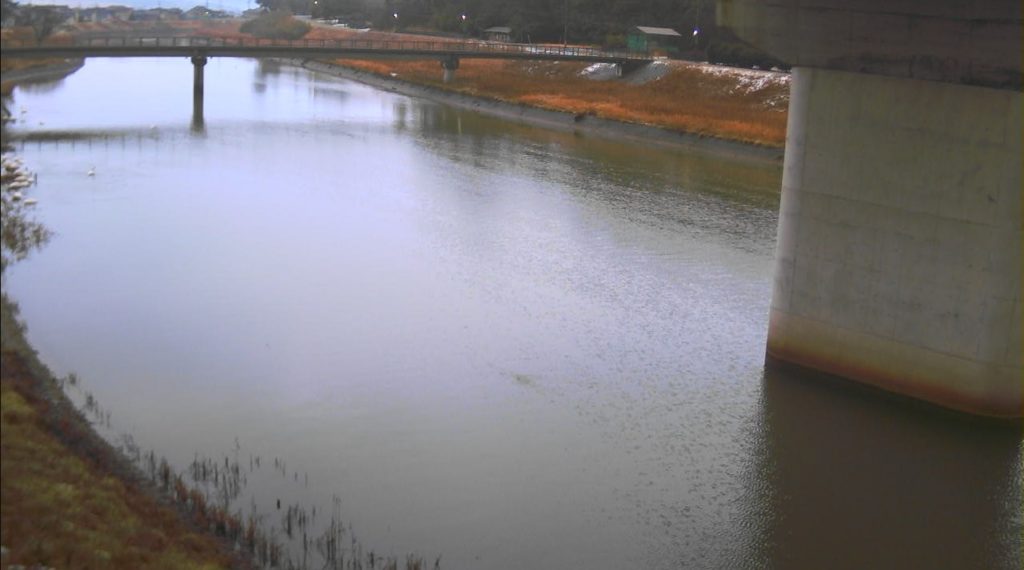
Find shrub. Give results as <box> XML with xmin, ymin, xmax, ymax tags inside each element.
<box><xmin>707</xmin><ymin>40</ymin><xmax>788</xmax><ymax>70</ymax></box>
<box><xmin>239</xmin><ymin>10</ymin><xmax>311</xmax><ymax>40</ymax></box>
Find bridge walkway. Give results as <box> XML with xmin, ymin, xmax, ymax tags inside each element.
<box><xmin>0</xmin><ymin>35</ymin><xmax>650</xmax><ymax>66</ymax></box>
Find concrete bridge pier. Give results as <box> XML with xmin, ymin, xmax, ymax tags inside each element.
<box><xmin>770</xmin><ymin>68</ymin><xmax>1021</xmax><ymax>417</ymax></box>
<box><xmin>191</xmin><ymin>55</ymin><xmax>208</xmax><ymax>125</ymax></box>
<box><xmin>441</xmin><ymin>55</ymin><xmax>460</xmax><ymax>83</ymax></box>
<box><xmin>719</xmin><ymin>1</ymin><xmax>1022</xmax><ymax>417</ymax></box>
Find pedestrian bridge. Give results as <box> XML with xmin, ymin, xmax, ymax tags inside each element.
<box><xmin>2</xmin><ymin>34</ymin><xmax>651</xmax><ymax>127</ymax></box>
<box><xmin>0</xmin><ymin>35</ymin><xmax>650</xmax><ymax>69</ymax></box>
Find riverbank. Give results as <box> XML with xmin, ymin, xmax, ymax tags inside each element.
<box><xmin>1</xmin><ymin>56</ymin><xmax>245</xmax><ymax>567</ymax></box>
<box><xmin>295</xmin><ymin>21</ymin><xmax>789</xmax><ymax>153</ymax></box>
<box><xmin>2</xmin><ymin>60</ymin><xmax>438</xmax><ymax>570</ymax></box>
<box><xmin>0</xmin><ymin>296</ymin><xmax>242</xmax><ymax>569</ymax></box>
<box><xmin>0</xmin><ymin>58</ymin><xmax>84</xmax><ymax>95</ymax></box>
<box><xmin>3</xmin><ymin>18</ymin><xmax>788</xmax><ymax>156</ymax></box>
<box><xmin>298</xmin><ymin>58</ymin><xmax>786</xmax><ymax>163</ymax></box>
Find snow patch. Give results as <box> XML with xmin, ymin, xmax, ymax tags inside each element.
<box><xmin>691</xmin><ymin>62</ymin><xmax>791</xmax><ymax>109</ymax></box>
<box><xmin>624</xmin><ymin>59</ymin><xmax>672</xmax><ymax>85</ymax></box>
<box><xmin>579</xmin><ymin>62</ymin><xmax>619</xmax><ymax>81</ymax></box>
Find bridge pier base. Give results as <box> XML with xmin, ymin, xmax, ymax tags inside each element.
<box><xmin>441</xmin><ymin>56</ymin><xmax>459</xmax><ymax>83</ymax></box>
<box><xmin>767</xmin><ymin>67</ymin><xmax>1022</xmax><ymax>417</ymax></box>
<box><xmin>191</xmin><ymin>55</ymin><xmax>208</xmax><ymax>125</ymax></box>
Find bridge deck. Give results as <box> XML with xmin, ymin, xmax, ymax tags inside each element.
<box><xmin>0</xmin><ymin>36</ymin><xmax>650</xmax><ymax>65</ymax></box>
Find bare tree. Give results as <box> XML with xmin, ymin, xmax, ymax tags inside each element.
<box><xmin>19</xmin><ymin>5</ymin><xmax>63</xmax><ymax>42</ymax></box>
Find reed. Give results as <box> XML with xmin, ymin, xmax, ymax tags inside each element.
<box><xmin>0</xmin><ymin>351</ymin><xmax>235</xmax><ymax>568</ymax></box>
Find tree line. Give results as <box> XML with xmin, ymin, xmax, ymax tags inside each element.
<box><xmin>262</xmin><ymin>0</ymin><xmax>714</xmax><ymax>45</ymax></box>
<box><xmin>254</xmin><ymin>0</ymin><xmax>781</xmax><ymax>67</ymax></box>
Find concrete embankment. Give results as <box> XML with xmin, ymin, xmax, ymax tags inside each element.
<box><xmin>295</xmin><ymin>59</ymin><xmax>785</xmax><ymax>165</ymax></box>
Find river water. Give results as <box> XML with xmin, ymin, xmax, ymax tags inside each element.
<box><xmin>3</xmin><ymin>58</ymin><xmax>1020</xmax><ymax>569</ymax></box>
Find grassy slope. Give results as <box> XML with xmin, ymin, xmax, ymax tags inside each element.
<box><xmin>332</xmin><ymin>58</ymin><xmax>789</xmax><ymax>147</ymax></box>
<box><xmin>1</xmin><ymin>372</ymin><xmax>225</xmax><ymax>568</ymax></box>
<box><xmin>1</xmin><ymin>296</ymin><xmax>236</xmax><ymax>568</ymax></box>
<box><xmin>300</xmin><ymin>21</ymin><xmax>789</xmax><ymax>147</ymax></box>
<box><xmin>296</xmin><ymin>20</ymin><xmax>789</xmax><ymax>147</ymax></box>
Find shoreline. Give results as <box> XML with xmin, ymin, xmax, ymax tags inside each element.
<box><xmin>295</xmin><ymin>58</ymin><xmax>785</xmax><ymax>165</ymax></box>
<box><xmin>0</xmin><ymin>58</ymin><xmax>85</xmax><ymax>93</ymax></box>
<box><xmin>1</xmin><ymin>60</ymin><xmax>248</xmax><ymax>569</ymax></box>
<box><xmin>2</xmin><ymin>56</ymin><xmax>784</xmax><ymax>165</ymax></box>
<box><xmin>0</xmin><ymin>295</ymin><xmax>249</xmax><ymax>568</ymax></box>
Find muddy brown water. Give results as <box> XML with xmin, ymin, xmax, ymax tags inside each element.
<box><xmin>3</xmin><ymin>58</ymin><xmax>1020</xmax><ymax>569</ymax></box>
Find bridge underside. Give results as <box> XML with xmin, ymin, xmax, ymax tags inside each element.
<box><xmin>720</xmin><ymin>1</ymin><xmax>1022</xmax><ymax>417</ymax></box>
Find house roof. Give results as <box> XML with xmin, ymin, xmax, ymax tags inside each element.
<box><xmin>484</xmin><ymin>26</ymin><xmax>511</xmax><ymax>33</ymax></box>
<box><xmin>634</xmin><ymin>26</ymin><xmax>682</xmax><ymax>37</ymax></box>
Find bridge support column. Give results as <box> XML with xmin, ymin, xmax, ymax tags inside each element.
<box><xmin>191</xmin><ymin>55</ymin><xmax>208</xmax><ymax>126</ymax></box>
<box><xmin>768</xmin><ymin>67</ymin><xmax>1022</xmax><ymax>417</ymax></box>
<box><xmin>440</xmin><ymin>56</ymin><xmax>460</xmax><ymax>83</ymax></box>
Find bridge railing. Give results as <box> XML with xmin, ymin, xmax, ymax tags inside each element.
<box><xmin>0</xmin><ymin>35</ymin><xmax>646</xmax><ymax>61</ymax></box>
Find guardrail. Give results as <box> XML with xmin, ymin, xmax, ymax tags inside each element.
<box><xmin>0</xmin><ymin>35</ymin><xmax>648</xmax><ymax>62</ymax></box>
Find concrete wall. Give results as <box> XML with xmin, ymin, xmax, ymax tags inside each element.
<box><xmin>769</xmin><ymin>67</ymin><xmax>1022</xmax><ymax>417</ymax></box>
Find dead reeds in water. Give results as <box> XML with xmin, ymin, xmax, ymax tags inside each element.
<box><xmin>52</xmin><ymin>368</ymin><xmax>440</xmax><ymax>569</ymax></box>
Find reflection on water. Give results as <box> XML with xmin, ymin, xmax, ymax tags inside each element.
<box><xmin>9</xmin><ymin>77</ymin><xmax>67</xmax><ymax>95</ymax></box>
<box><xmin>1</xmin><ymin>105</ymin><xmax>51</xmax><ymax>273</ymax></box>
<box><xmin>750</xmin><ymin>364</ymin><xmax>1022</xmax><ymax>569</ymax></box>
<box><xmin>3</xmin><ymin>58</ymin><xmax>1020</xmax><ymax>570</ymax></box>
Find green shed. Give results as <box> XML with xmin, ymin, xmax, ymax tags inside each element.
<box><xmin>627</xmin><ymin>26</ymin><xmax>682</xmax><ymax>56</ymax></box>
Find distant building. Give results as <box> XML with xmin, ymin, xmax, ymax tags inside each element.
<box><xmin>482</xmin><ymin>26</ymin><xmax>511</xmax><ymax>43</ymax></box>
<box><xmin>131</xmin><ymin>8</ymin><xmax>184</xmax><ymax>22</ymax></box>
<box><xmin>76</xmin><ymin>6</ymin><xmax>134</xmax><ymax>23</ymax></box>
<box><xmin>627</xmin><ymin>26</ymin><xmax>682</xmax><ymax>56</ymax></box>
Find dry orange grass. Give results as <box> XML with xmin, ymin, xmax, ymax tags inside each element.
<box><xmin>0</xmin><ymin>352</ymin><xmax>235</xmax><ymax>569</ymax></box>
<box><xmin>0</xmin><ymin>57</ymin><xmax>66</xmax><ymax>72</ymax></box>
<box><xmin>332</xmin><ymin>58</ymin><xmax>788</xmax><ymax>146</ymax></box>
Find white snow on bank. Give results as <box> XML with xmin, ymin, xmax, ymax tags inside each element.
<box><xmin>578</xmin><ymin>58</ymin><xmax>790</xmax><ymax>110</ymax></box>
<box><xmin>579</xmin><ymin>62</ymin><xmax>619</xmax><ymax>81</ymax></box>
<box><xmin>687</xmin><ymin>61</ymin><xmax>790</xmax><ymax>109</ymax></box>
<box><xmin>624</xmin><ymin>59</ymin><xmax>672</xmax><ymax>84</ymax></box>
<box><xmin>694</xmin><ymin>61</ymin><xmax>791</xmax><ymax>91</ymax></box>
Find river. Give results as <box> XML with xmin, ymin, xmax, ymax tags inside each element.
<box><xmin>3</xmin><ymin>57</ymin><xmax>1020</xmax><ymax>569</ymax></box>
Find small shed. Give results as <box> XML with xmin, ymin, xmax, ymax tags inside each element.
<box><xmin>483</xmin><ymin>26</ymin><xmax>512</xmax><ymax>43</ymax></box>
<box><xmin>627</xmin><ymin>26</ymin><xmax>682</xmax><ymax>55</ymax></box>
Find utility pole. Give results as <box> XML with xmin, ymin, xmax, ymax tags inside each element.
<box><xmin>562</xmin><ymin>0</ymin><xmax>568</xmax><ymax>46</ymax></box>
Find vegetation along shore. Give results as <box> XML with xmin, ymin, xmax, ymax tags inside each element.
<box><xmin>269</xmin><ymin>19</ymin><xmax>790</xmax><ymax>149</ymax></box>
<box><xmin>1</xmin><ymin>295</ymin><xmax>243</xmax><ymax>569</ymax></box>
